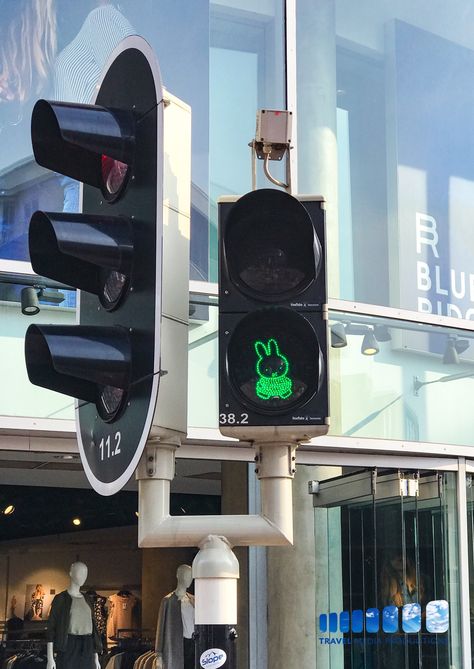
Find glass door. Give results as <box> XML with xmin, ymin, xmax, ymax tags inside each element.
<box><xmin>313</xmin><ymin>467</ymin><xmax>461</xmax><ymax>668</ymax></box>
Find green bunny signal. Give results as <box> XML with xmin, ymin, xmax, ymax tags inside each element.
<box><xmin>254</xmin><ymin>338</ymin><xmax>293</xmax><ymax>400</ymax></box>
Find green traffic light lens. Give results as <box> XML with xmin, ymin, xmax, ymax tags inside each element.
<box><xmin>255</xmin><ymin>338</ymin><xmax>293</xmax><ymax>400</ymax></box>
<box><xmin>227</xmin><ymin>307</ymin><xmax>323</xmax><ymax>414</ymax></box>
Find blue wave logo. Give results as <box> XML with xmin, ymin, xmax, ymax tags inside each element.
<box><xmin>319</xmin><ymin>600</ymin><xmax>449</xmax><ymax>635</ymax></box>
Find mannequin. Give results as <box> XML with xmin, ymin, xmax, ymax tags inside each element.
<box><xmin>46</xmin><ymin>562</ymin><xmax>102</xmax><ymax>669</ymax></box>
<box><xmin>156</xmin><ymin>565</ymin><xmax>195</xmax><ymax>669</ymax></box>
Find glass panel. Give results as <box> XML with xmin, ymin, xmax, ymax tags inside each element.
<box><xmin>7</xmin><ymin>287</ymin><xmax>474</xmax><ymax>445</ymax></box>
<box><xmin>209</xmin><ymin>1</ymin><xmax>286</xmax><ymax>281</ymax></box>
<box><xmin>329</xmin><ymin>309</ymin><xmax>474</xmax><ymax>447</ymax></box>
<box><xmin>0</xmin><ymin>281</ymin><xmax>76</xmax><ymax>420</ymax></box>
<box><xmin>315</xmin><ymin>468</ymin><xmax>461</xmax><ymax>667</ymax></box>
<box><xmin>298</xmin><ymin>1</ymin><xmax>474</xmax><ymax>322</ymax></box>
<box><xmin>188</xmin><ymin>292</ymin><xmax>218</xmax><ymax>430</ymax></box>
<box><xmin>0</xmin><ymin>1</ymin><xmax>285</xmax><ymax>285</ymax></box>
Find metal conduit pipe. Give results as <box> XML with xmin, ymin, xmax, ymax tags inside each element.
<box><xmin>136</xmin><ymin>435</ymin><xmax>297</xmax><ymax>548</ymax></box>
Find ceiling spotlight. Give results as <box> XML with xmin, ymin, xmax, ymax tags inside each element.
<box><xmin>38</xmin><ymin>288</ymin><xmax>66</xmax><ymax>305</ymax></box>
<box><xmin>135</xmin><ymin>511</ymin><xmax>139</xmax><ymax>518</ymax></box>
<box><xmin>443</xmin><ymin>336</ymin><xmax>459</xmax><ymax>365</ymax></box>
<box><xmin>72</xmin><ymin>517</ymin><xmax>82</xmax><ymax>526</ymax></box>
<box><xmin>345</xmin><ymin>322</ymin><xmax>369</xmax><ymax>335</ymax></box>
<box><xmin>330</xmin><ymin>322</ymin><xmax>347</xmax><ymax>348</ymax></box>
<box><xmin>455</xmin><ymin>338</ymin><xmax>470</xmax><ymax>355</ymax></box>
<box><xmin>361</xmin><ymin>329</ymin><xmax>379</xmax><ymax>356</ymax></box>
<box><xmin>21</xmin><ymin>286</ymin><xmax>40</xmax><ymax>316</ymax></box>
<box><xmin>3</xmin><ymin>504</ymin><xmax>15</xmax><ymax>515</ymax></box>
<box><xmin>374</xmin><ymin>324</ymin><xmax>392</xmax><ymax>342</ymax></box>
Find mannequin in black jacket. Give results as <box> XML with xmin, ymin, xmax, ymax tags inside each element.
<box><xmin>46</xmin><ymin>562</ymin><xmax>102</xmax><ymax>669</ymax></box>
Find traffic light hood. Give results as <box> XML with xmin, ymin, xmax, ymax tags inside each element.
<box><xmin>31</xmin><ymin>99</ymin><xmax>135</xmax><ymax>194</ymax></box>
<box><xmin>24</xmin><ymin>324</ymin><xmax>132</xmax><ymax>404</ymax></box>
<box><xmin>29</xmin><ymin>211</ymin><xmax>133</xmax><ymax>302</ymax></box>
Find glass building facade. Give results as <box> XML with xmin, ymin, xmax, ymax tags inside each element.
<box><xmin>1</xmin><ymin>1</ymin><xmax>474</xmax><ymax>667</ymax></box>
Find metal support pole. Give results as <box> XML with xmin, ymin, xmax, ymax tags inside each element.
<box><xmin>193</xmin><ymin>536</ymin><xmax>239</xmax><ymax>669</ymax></box>
<box><xmin>136</xmin><ymin>440</ymin><xmax>297</xmax><ymax>547</ymax></box>
<box><xmin>136</xmin><ymin>439</ymin><xmax>298</xmax><ymax>667</ymax></box>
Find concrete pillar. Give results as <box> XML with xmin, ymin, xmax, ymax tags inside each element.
<box><xmin>297</xmin><ymin>0</ymin><xmax>339</xmax><ymax>299</ymax></box>
<box><xmin>295</xmin><ymin>0</ymin><xmax>343</xmax><ymax>437</ymax></box>
<box><xmin>267</xmin><ymin>465</ymin><xmax>341</xmax><ymax>669</ymax></box>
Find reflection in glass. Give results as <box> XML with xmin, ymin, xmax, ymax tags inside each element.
<box><xmin>329</xmin><ymin>310</ymin><xmax>474</xmax><ymax>447</ymax></box>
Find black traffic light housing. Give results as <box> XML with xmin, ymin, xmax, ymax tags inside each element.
<box><xmin>218</xmin><ymin>189</ymin><xmax>329</xmax><ymax>441</ymax></box>
<box><xmin>24</xmin><ymin>38</ymin><xmax>164</xmax><ymax>495</ymax></box>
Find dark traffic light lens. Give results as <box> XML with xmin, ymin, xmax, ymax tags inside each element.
<box><xmin>224</xmin><ymin>189</ymin><xmax>320</xmax><ymax>302</ymax></box>
<box><xmin>101</xmin><ymin>154</ymin><xmax>129</xmax><ymax>199</ymax></box>
<box><xmin>227</xmin><ymin>307</ymin><xmax>323</xmax><ymax>414</ymax></box>
<box><xmin>98</xmin><ymin>384</ymin><xmax>126</xmax><ymax>421</ymax></box>
<box><xmin>100</xmin><ymin>269</ymin><xmax>128</xmax><ymax>310</ymax></box>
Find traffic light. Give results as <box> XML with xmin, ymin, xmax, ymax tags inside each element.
<box><xmin>24</xmin><ymin>38</ymin><xmax>164</xmax><ymax>495</ymax></box>
<box><xmin>218</xmin><ymin>188</ymin><xmax>329</xmax><ymax>440</ymax></box>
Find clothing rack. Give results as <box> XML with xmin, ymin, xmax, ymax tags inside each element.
<box><xmin>4</xmin><ymin>639</ymin><xmax>45</xmax><ymax>644</ymax></box>
<box><xmin>116</xmin><ymin>629</ymin><xmax>153</xmax><ymax>638</ymax></box>
<box><xmin>1</xmin><ymin>637</ymin><xmax>47</xmax><ymax>658</ymax></box>
<box><xmin>112</xmin><ymin>629</ymin><xmax>153</xmax><ymax>645</ymax></box>
<box><xmin>1</xmin><ymin>625</ymin><xmax>47</xmax><ymax>644</ymax></box>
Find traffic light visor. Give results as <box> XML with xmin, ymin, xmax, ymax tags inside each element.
<box><xmin>31</xmin><ymin>100</ymin><xmax>135</xmax><ymax>199</ymax></box>
<box><xmin>28</xmin><ymin>211</ymin><xmax>133</xmax><ymax>309</ymax></box>
<box><xmin>25</xmin><ymin>324</ymin><xmax>132</xmax><ymax>421</ymax></box>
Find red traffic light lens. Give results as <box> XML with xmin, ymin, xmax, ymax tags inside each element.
<box><xmin>101</xmin><ymin>154</ymin><xmax>129</xmax><ymax>198</ymax></box>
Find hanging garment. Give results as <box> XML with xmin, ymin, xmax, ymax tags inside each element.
<box><xmin>155</xmin><ymin>592</ymin><xmax>195</xmax><ymax>669</ymax></box>
<box><xmin>106</xmin><ymin>593</ymin><xmax>137</xmax><ymax>643</ymax></box>
<box><xmin>85</xmin><ymin>592</ymin><xmax>108</xmax><ymax>636</ymax></box>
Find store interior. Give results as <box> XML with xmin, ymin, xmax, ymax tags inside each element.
<box><xmin>0</xmin><ymin>454</ymin><xmax>240</xmax><ymax>668</ymax></box>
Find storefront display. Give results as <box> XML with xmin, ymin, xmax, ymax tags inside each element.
<box><xmin>0</xmin><ymin>556</ymin><xmax>195</xmax><ymax>669</ymax></box>
<box><xmin>0</xmin><ymin>479</ymin><xmax>216</xmax><ymax>669</ymax></box>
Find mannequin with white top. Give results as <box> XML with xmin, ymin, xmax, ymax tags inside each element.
<box><xmin>156</xmin><ymin>564</ymin><xmax>195</xmax><ymax>669</ymax></box>
<box><xmin>47</xmin><ymin>562</ymin><xmax>101</xmax><ymax>669</ymax></box>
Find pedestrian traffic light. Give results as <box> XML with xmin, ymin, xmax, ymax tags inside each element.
<box><xmin>24</xmin><ymin>38</ymin><xmax>164</xmax><ymax>495</ymax></box>
<box><xmin>218</xmin><ymin>188</ymin><xmax>329</xmax><ymax>440</ymax></box>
